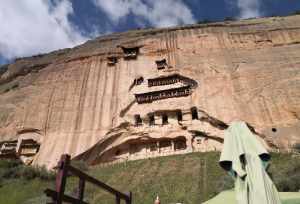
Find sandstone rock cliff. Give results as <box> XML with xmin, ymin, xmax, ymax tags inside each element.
<box><xmin>0</xmin><ymin>15</ymin><xmax>300</xmax><ymax>168</ymax></box>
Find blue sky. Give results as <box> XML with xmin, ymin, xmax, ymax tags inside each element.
<box><xmin>1</xmin><ymin>0</ymin><xmax>300</xmax><ymax>65</ymax></box>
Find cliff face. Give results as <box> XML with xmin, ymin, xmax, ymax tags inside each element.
<box><xmin>0</xmin><ymin>15</ymin><xmax>300</xmax><ymax>168</ymax></box>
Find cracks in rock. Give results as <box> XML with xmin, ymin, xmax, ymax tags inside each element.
<box><xmin>198</xmin><ymin>110</ymin><xmax>229</xmax><ymax>130</ymax></box>
<box><xmin>246</xmin><ymin>122</ymin><xmax>278</xmax><ymax>149</ymax></box>
<box><xmin>245</xmin><ymin>82</ymin><xmax>274</xmax><ymax>104</ymax></box>
<box><xmin>128</xmin><ymin>80</ymin><xmax>136</xmax><ymax>91</ymax></box>
<box><xmin>207</xmin><ymin>63</ymin><xmax>221</xmax><ymax>74</ymax></box>
<box><xmin>17</xmin><ymin>128</ymin><xmax>42</xmax><ymax>135</ymax></box>
<box><xmin>105</xmin><ymin>122</ymin><xmax>131</xmax><ymax>135</ymax></box>
<box><xmin>231</xmin><ymin>61</ymin><xmax>246</xmax><ymax>74</ymax></box>
<box><xmin>189</xmin><ymin>130</ymin><xmax>224</xmax><ymax>143</ymax></box>
<box><xmin>119</xmin><ymin>99</ymin><xmax>136</xmax><ymax>117</ymax></box>
<box><xmin>73</xmin><ymin>124</ymin><xmax>129</xmax><ymax>163</ymax></box>
<box><xmin>209</xmin><ymin>66</ymin><xmax>220</xmax><ymax>74</ymax></box>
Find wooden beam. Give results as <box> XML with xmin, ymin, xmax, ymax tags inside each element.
<box><xmin>55</xmin><ymin>154</ymin><xmax>70</xmax><ymax>204</ymax></box>
<box><xmin>68</xmin><ymin>165</ymin><xmax>129</xmax><ymax>200</ymax></box>
<box><xmin>125</xmin><ymin>192</ymin><xmax>132</xmax><ymax>204</ymax></box>
<box><xmin>116</xmin><ymin>196</ymin><xmax>121</xmax><ymax>204</ymax></box>
<box><xmin>77</xmin><ymin>178</ymin><xmax>85</xmax><ymax>201</ymax></box>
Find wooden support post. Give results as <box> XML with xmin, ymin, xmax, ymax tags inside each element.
<box><xmin>125</xmin><ymin>191</ymin><xmax>132</xmax><ymax>204</ymax></box>
<box><xmin>77</xmin><ymin>178</ymin><xmax>85</xmax><ymax>201</ymax></box>
<box><xmin>116</xmin><ymin>195</ymin><xmax>121</xmax><ymax>204</ymax></box>
<box><xmin>55</xmin><ymin>154</ymin><xmax>70</xmax><ymax>204</ymax></box>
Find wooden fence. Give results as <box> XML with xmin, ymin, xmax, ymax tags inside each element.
<box><xmin>44</xmin><ymin>154</ymin><xmax>132</xmax><ymax>204</ymax></box>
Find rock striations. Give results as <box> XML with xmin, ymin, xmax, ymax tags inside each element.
<box><xmin>0</xmin><ymin>15</ymin><xmax>300</xmax><ymax>168</ymax></box>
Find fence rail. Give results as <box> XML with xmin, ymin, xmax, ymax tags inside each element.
<box><xmin>44</xmin><ymin>154</ymin><xmax>132</xmax><ymax>204</ymax></box>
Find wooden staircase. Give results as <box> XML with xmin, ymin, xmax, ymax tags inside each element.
<box><xmin>45</xmin><ymin>154</ymin><xmax>132</xmax><ymax>204</ymax></box>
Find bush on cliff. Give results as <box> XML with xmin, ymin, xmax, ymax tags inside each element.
<box><xmin>0</xmin><ymin>159</ymin><xmax>55</xmax><ymax>182</ymax></box>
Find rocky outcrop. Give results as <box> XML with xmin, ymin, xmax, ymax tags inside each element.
<box><xmin>0</xmin><ymin>15</ymin><xmax>300</xmax><ymax>168</ymax></box>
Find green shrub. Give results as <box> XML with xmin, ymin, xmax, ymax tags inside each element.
<box><xmin>19</xmin><ymin>166</ymin><xmax>55</xmax><ymax>181</ymax></box>
<box><xmin>37</xmin><ymin>166</ymin><xmax>56</xmax><ymax>180</ymax></box>
<box><xmin>0</xmin><ymin>159</ymin><xmax>22</xmax><ymax>183</ymax></box>
<box><xmin>19</xmin><ymin>166</ymin><xmax>37</xmax><ymax>180</ymax></box>
<box><xmin>0</xmin><ymin>159</ymin><xmax>55</xmax><ymax>182</ymax></box>
<box><xmin>0</xmin><ymin>159</ymin><xmax>22</xmax><ymax>169</ymax></box>
<box><xmin>272</xmin><ymin>158</ymin><xmax>300</xmax><ymax>192</ymax></box>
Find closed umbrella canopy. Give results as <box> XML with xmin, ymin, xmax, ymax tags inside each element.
<box><xmin>219</xmin><ymin>121</ymin><xmax>281</xmax><ymax>204</ymax></box>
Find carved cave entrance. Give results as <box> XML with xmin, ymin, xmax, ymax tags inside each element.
<box><xmin>122</xmin><ymin>47</ymin><xmax>139</xmax><ymax>60</ymax></box>
<box><xmin>102</xmin><ymin>137</ymin><xmax>188</xmax><ymax>163</ymax></box>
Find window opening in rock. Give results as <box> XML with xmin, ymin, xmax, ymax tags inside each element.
<box><xmin>156</xmin><ymin>59</ymin><xmax>167</xmax><ymax>70</ymax></box>
<box><xmin>162</xmin><ymin>114</ymin><xmax>168</xmax><ymax>125</ymax></box>
<box><xmin>149</xmin><ymin>114</ymin><xmax>155</xmax><ymax>126</ymax></box>
<box><xmin>159</xmin><ymin>140</ymin><xmax>171</xmax><ymax>148</ymax></box>
<box><xmin>122</xmin><ymin>47</ymin><xmax>139</xmax><ymax>59</ymax></box>
<box><xmin>149</xmin><ymin>143</ymin><xmax>157</xmax><ymax>152</ymax></box>
<box><xmin>107</xmin><ymin>57</ymin><xmax>118</xmax><ymax>66</ymax></box>
<box><xmin>134</xmin><ymin>114</ymin><xmax>142</xmax><ymax>126</ymax></box>
<box><xmin>135</xmin><ymin>77</ymin><xmax>144</xmax><ymax>85</ymax></box>
<box><xmin>191</xmin><ymin>107</ymin><xmax>198</xmax><ymax>120</ymax></box>
<box><xmin>115</xmin><ymin>149</ymin><xmax>121</xmax><ymax>156</ymax></box>
<box><xmin>196</xmin><ymin>138</ymin><xmax>202</xmax><ymax>144</ymax></box>
<box><xmin>130</xmin><ymin>144</ymin><xmax>139</xmax><ymax>154</ymax></box>
<box><xmin>174</xmin><ymin>138</ymin><xmax>187</xmax><ymax>150</ymax></box>
<box><xmin>18</xmin><ymin>139</ymin><xmax>40</xmax><ymax>156</ymax></box>
<box><xmin>272</xmin><ymin>128</ymin><xmax>277</xmax><ymax>132</ymax></box>
<box><xmin>177</xmin><ymin>110</ymin><xmax>183</xmax><ymax>122</ymax></box>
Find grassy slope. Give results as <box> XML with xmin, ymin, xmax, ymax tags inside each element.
<box><xmin>82</xmin><ymin>152</ymin><xmax>226</xmax><ymax>204</ymax></box>
<box><xmin>0</xmin><ymin>152</ymin><xmax>299</xmax><ymax>204</ymax></box>
<box><xmin>0</xmin><ymin>179</ymin><xmax>52</xmax><ymax>204</ymax></box>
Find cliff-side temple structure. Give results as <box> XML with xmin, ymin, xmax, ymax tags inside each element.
<box><xmin>0</xmin><ymin>15</ymin><xmax>300</xmax><ymax>168</ymax></box>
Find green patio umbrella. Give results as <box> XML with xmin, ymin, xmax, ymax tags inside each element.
<box><xmin>203</xmin><ymin>191</ymin><xmax>300</xmax><ymax>204</ymax></box>
<box><xmin>219</xmin><ymin>121</ymin><xmax>281</xmax><ymax>204</ymax></box>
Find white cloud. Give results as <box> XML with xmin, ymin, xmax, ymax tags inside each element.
<box><xmin>0</xmin><ymin>0</ymin><xmax>88</xmax><ymax>60</ymax></box>
<box><xmin>92</xmin><ymin>0</ymin><xmax>196</xmax><ymax>28</ymax></box>
<box><xmin>236</xmin><ymin>0</ymin><xmax>262</xmax><ymax>19</ymax></box>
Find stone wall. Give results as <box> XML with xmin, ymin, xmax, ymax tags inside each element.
<box><xmin>0</xmin><ymin>15</ymin><xmax>299</xmax><ymax>168</ymax></box>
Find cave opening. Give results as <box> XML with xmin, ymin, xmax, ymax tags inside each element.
<box><xmin>115</xmin><ymin>149</ymin><xmax>121</xmax><ymax>156</ymax></box>
<box><xmin>122</xmin><ymin>47</ymin><xmax>139</xmax><ymax>59</ymax></box>
<box><xmin>134</xmin><ymin>114</ymin><xmax>142</xmax><ymax>126</ymax></box>
<box><xmin>156</xmin><ymin>59</ymin><xmax>167</xmax><ymax>70</ymax></box>
<box><xmin>191</xmin><ymin>107</ymin><xmax>198</xmax><ymax>120</ymax></box>
<box><xmin>174</xmin><ymin>138</ymin><xmax>187</xmax><ymax>150</ymax></box>
<box><xmin>177</xmin><ymin>110</ymin><xmax>183</xmax><ymax>122</ymax></box>
<box><xmin>162</xmin><ymin>114</ymin><xmax>168</xmax><ymax>125</ymax></box>
<box><xmin>149</xmin><ymin>113</ymin><xmax>155</xmax><ymax>126</ymax></box>
<box><xmin>107</xmin><ymin>56</ymin><xmax>118</xmax><ymax>66</ymax></box>
<box><xmin>135</xmin><ymin>77</ymin><xmax>144</xmax><ymax>85</ymax></box>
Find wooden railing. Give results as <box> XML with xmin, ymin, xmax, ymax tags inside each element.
<box><xmin>45</xmin><ymin>154</ymin><xmax>132</xmax><ymax>204</ymax></box>
<box><xmin>135</xmin><ymin>85</ymin><xmax>191</xmax><ymax>103</ymax></box>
